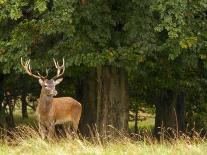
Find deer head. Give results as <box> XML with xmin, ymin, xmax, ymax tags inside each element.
<box><xmin>21</xmin><ymin>58</ymin><xmax>65</xmax><ymax>97</ymax></box>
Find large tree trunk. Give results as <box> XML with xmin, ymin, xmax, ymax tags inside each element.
<box><xmin>154</xmin><ymin>90</ymin><xmax>177</xmax><ymax>139</ymax></box>
<box><xmin>5</xmin><ymin>92</ymin><xmax>15</xmax><ymax>129</ymax></box>
<box><xmin>76</xmin><ymin>69</ymin><xmax>97</xmax><ymax>136</ymax></box>
<box><xmin>0</xmin><ymin>75</ymin><xmax>4</xmax><ymax>128</ymax></box>
<box><xmin>96</xmin><ymin>66</ymin><xmax>129</xmax><ymax>134</ymax></box>
<box><xmin>176</xmin><ymin>92</ymin><xmax>185</xmax><ymax>132</ymax></box>
<box><xmin>21</xmin><ymin>93</ymin><xmax>28</xmax><ymax>118</ymax></box>
<box><xmin>134</xmin><ymin>110</ymin><xmax>138</xmax><ymax>133</ymax></box>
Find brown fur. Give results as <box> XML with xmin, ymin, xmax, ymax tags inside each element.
<box><xmin>37</xmin><ymin>97</ymin><xmax>82</xmax><ymax>125</ymax></box>
<box><xmin>36</xmin><ymin>90</ymin><xmax>82</xmax><ymax>139</ymax></box>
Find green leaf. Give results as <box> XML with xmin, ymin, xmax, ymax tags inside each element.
<box><xmin>35</xmin><ymin>0</ymin><xmax>47</xmax><ymax>13</ymax></box>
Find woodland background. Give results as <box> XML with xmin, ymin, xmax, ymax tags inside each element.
<box><xmin>0</xmin><ymin>0</ymin><xmax>207</xmax><ymax>140</ymax></box>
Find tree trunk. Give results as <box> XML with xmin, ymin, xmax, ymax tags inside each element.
<box><xmin>76</xmin><ymin>69</ymin><xmax>97</xmax><ymax>136</ymax></box>
<box><xmin>176</xmin><ymin>92</ymin><xmax>185</xmax><ymax>132</ymax></box>
<box><xmin>154</xmin><ymin>90</ymin><xmax>177</xmax><ymax>139</ymax></box>
<box><xmin>0</xmin><ymin>75</ymin><xmax>4</xmax><ymax>112</ymax></box>
<box><xmin>96</xmin><ymin>66</ymin><xmax>129</xmax><ymax>134</ymax></box>
<box><xmin>5</xmin><ymin>92</ymin><xmax>15</xmax><ymax>129</ymax></box>
<box><xmin>134</xmin><ymin>110</ymin><xmax>138</xmax><ymax>133</ymax></box>
<box><xmin>21</xmin><ymin>93</ymin><xmax>28</xmax><ymax>118</ymax></box>
<box><xmin>0</xmin><ymin>75</ymin><xmax>4</xmax><ymax>128</ymax></box>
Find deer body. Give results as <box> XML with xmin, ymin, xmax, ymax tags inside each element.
<box><xmin>37</xmin><ymin>96</ymin><xmax>82</xmax><ymax>127</ymax></box>
<box><xmin>21</xmin><ymin>58</ymin><xmax>82</xmax><ymax>139</ymax></box>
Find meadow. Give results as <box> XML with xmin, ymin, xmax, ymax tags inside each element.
<box><xmin>0</xmin><ymin>125</ymin><xmax>207</xmax><ymax>155</ymax></box>
<box><xmin>0</xmin><ymin>110</ymin><xmax>206</xmax><ymax>155</ymax></box>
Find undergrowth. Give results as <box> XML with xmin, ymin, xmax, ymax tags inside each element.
<box><xmin>0</xmin><ymin>125</ymin><xmax>207</xmax><ymax>155</ymax></box>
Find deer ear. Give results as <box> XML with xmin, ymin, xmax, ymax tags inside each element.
<box><xmin>55</xmin><ymin>78</ymin><xmax>63</xmax><ymax>85</ymax></box>
<box><xmin>39</xmin><ymin>79</ymin><xmax>44</xmax><ymax>86</ymax></box>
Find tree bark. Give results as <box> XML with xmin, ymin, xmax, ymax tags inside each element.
<box><xmin>76</xmin><ymin>69</ymin><xmax>97</xmax><ymax>136</ymax></box>
<box><xmin>176</xmin><ymin>92</ymin><xmax>185</xmax><ymax>132</ymax></box>
<box><xmin>0</xmin><ymin>74</ymin><xmax>4</xmax><ymax>128</ymax></box>
<box><xmin>5</xmin><ymin>92</ymin><xmax>15</xmax><ymax>129</ymax></box>
<box><xmin>21</xmin><ymin>93</ymin><xmax>28</xmax><ymax>118</ymax></box>
<box><xmin>154</xmin><ymin>90</ymin><xmax>177</xmax><ymax>139</ymax></box>
<box><xmin>134</xmin><ymin>110</ymin><xmax>138</xmax><ymax>133</ymax></box>
<box><xmin>96</xmin><ymin>66</ymin><xmax>129</xmax><ymax>134</ymax></box>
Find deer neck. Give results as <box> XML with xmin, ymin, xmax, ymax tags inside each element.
<box><xmin>38</xmin><ymin>88</ymin><xmax>53</xmax><ymax>113</ymax></box>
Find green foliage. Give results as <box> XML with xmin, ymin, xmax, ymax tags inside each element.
<box><xmin>0</xmin><ymin>0</ymin><xmax>207</xmax><ymax>131</ymax></box>
<box><xmin>34</xmin><ymin>0</ymin><xmax>48</xmax><ymax>13</ymax></box>
<box><xmin>0</xmin><ymin>0</ymin><xmax>157</xmax><ymax>73</ymax></box>
<box><xmin>0</xmin><ymin>0</ymin><xmax>206</xmax><ymax>71</ymax></box>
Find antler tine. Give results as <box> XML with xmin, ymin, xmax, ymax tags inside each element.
<box><xmin>37</xmin><ymin>71</ymin><xmax>47</xmax><ymax>79</ymax></box>
<box><xmin>20</xmin><ymin>57</ymin><xmax>25</xmax><ymax>67</ymax></box>
<box><xmin>53</xmin><ymin>58</ymin><xmax>56</xmax><ymax>67</ymax></box>
<box><xmin>46</xmin><ymin>68</ymin><xmax>49</xmax><ymax>77</ymax></box>
<box><xmin>20</xmin><ymin>57</ymin><xmax>46</xmax><ymax>79</ymax></box>
<box><xmin>36</xmin><ymin>68</ymin><xmax>48</xmax><ymax>79</ymax></box>
<box><xmin>52</xmin><ymin>58</ymin><xmax>65</xmax><ymax>80</ymax></box>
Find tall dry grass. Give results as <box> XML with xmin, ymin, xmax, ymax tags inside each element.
<box><xmin>0</xmin><ymin>125</ymin><xmax>207</xmax><ymax>155</ymax></box>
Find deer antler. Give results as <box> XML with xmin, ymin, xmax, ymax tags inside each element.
<box><xmin>21</xmin><ymin>57</ymin><xmax>48</xmax><ymax>79</ymax></box>
<box><xmin>52</xmin><ymin>58</ymin><xmax>65</xmax><ymax>80</ymax></box>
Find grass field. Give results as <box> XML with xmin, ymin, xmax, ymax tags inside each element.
<box><xmin>0</xmin><ymin>109</ymin><xmax>204</xmax><ymax>155</ymax></box>
<box><xmin>0</xmin><ymin>125</ymin><xmax>207</xmax><ymax>155</ymax></box>
<box><xmin>128</xmin><ymin>110</ymin><xmax>155</xmax><ymax>134</ymax></box>
<box><xmin>1</xmin><ymin>139</ymin><xmax>207</xmax><ymax>155</ymax></box>
<box><xmin>14</xmin><ymin>109</ymin><xmax>37</xmax><ymax>126</ymax></box>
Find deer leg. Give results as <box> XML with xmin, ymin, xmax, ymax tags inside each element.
<box><xmin>47</xmin><ymin>122</ymin><xmax>56</xmax><ymax>139</ymax></box>
<box><xmin>55</xmin><ymin>124</ymin><xmax>65</xmax><ymax>138</ymax></box>
<box><xmin>38</xmin><ymin>121</ymin><xmax>47</xmax><ymax>139</ymax></box>
<box><xmin>72</xmin><ymin>121</ymin><xmax>78</xmax><ymax>133</ymax></box>
<box><xmin>63</xmin><ymin>123</ymin><xmax>72</xmax><ymax>139</ymax></box>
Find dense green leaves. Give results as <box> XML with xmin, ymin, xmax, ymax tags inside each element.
<box><xmin>0</xmin><ymin>0</ymin><xmax>207</xmax><ymax>130</ymax></box>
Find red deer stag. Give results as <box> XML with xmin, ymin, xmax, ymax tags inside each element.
<box><xmin>21</xmin><ymin>58</ymin><xmax>82</xmax><ymax>139</ymax></box>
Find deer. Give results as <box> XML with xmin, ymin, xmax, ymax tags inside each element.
<box><xmin>21</xmin><ymin>58</ymin><xmax>82</xmax><ymax>139</ymax></box>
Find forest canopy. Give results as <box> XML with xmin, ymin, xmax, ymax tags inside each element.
<box><xmin>0</xmin><ymin>0</ymin><xmax>207</xmax><ymax>138</ymax></box>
